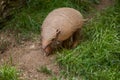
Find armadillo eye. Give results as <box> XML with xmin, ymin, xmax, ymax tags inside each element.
<box><xmin>56</xmin><ymin>29</ymin><xmax>59</xmax><ymax>32</ymax></box>
<box><xmin>51</xmin><ymin>38</ymin><xmax>55</xmax><ymax>41</ymax></box>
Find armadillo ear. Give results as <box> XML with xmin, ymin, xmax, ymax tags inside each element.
<box><xmin>55</xmin><ymin>29</ymin><xmax>60</xmax><ymax>40</ymax></box>
<box><xmin>56</xmin><ymin>29</ymin><xmax>60</xmax><ymax>34</ymax></box>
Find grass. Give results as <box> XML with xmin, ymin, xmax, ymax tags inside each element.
<box><xmin>0</xmin><ymin>64</ymin><xmax>19</xmax><ymax>80</ymax></box>
<box><xmin>57</xmin><ymin>1</ymin><xmax>120</xmax><ymax>80</ymax></box>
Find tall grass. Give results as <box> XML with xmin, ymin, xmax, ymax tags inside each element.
<box><xmin>57</xmin><ymin>1</ymin><xmax>120</xmax><ymax>80</ymax></box>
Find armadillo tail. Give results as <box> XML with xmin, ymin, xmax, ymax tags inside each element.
<box><xmin>82</xmin><ymin>18</ymin><xmax>89</xmax><ymax>22</ymax></box>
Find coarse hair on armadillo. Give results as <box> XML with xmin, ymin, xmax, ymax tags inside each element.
<box><xmin>41</xmin><ymin>7</ymin><xmax>85</xmax><ymax>51</ymax></box>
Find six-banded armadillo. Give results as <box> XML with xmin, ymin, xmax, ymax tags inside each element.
<box><xmin>41</xmin><ymin>7</ymin><xmax>85</xmax><ymax>56</ymax></box>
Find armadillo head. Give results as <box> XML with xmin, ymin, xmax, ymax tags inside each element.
<box><xmin>41</xmin><ymin>39</ymin><xmax>52</xmax><ymax>56</ymax></box>
<box><xmin>41</xmin><ymin>29</ymin><xmax>60</xmax><ymax>56</ymax></box>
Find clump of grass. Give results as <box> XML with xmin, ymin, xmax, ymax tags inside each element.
<box><xmin>37</xmin><ymin>66</ymin><xmax>53</xmax><ymax>75</ymax></box>
<box><xmin>57</xmin><ymin>1</ymin><xmax>120</xmax><ymax>80</ymax></box>
<box><xmin>0</xmin><ymin>64</ymin><xmax>19</xmax><ymax>80</ymax></box>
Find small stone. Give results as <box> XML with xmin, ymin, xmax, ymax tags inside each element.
<box><xmin>29</xmin><ymin>44</ymin><xmax>35</xmax><ymax>49</ymax></box>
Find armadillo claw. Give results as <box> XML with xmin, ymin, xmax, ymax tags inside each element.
<box><xmin>44</xmin><ymin>52</ymin><xmax>50</xmax><ymax>56</ymax></box>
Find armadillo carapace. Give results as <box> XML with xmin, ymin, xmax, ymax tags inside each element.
<box><xmin>41</xmin><ymin>7</ymin><xmax>85</xmax><ymax>55</ymax></box>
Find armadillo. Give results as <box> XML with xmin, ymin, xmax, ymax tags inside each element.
<box><xmin>41</xmin><ymin>7</ymin><xmax>85</xmax><ymax>55</ymax></box>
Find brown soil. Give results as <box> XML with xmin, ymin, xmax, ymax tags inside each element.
<box><xmin>0</xmin><ymin>0</ymin><xmax>114</xmax><ymax>80</ymax></box>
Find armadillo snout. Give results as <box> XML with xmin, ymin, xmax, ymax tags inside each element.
<box><xmin>42</xmin><ymin>46</ymin><xmax>52</xmax><ymax>56</ymax></box>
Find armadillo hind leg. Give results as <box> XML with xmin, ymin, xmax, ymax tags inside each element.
<box><xmin>72</xmin><ymin>29</ymin><xmax>81</xmax><ymax>48</ymax></box>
